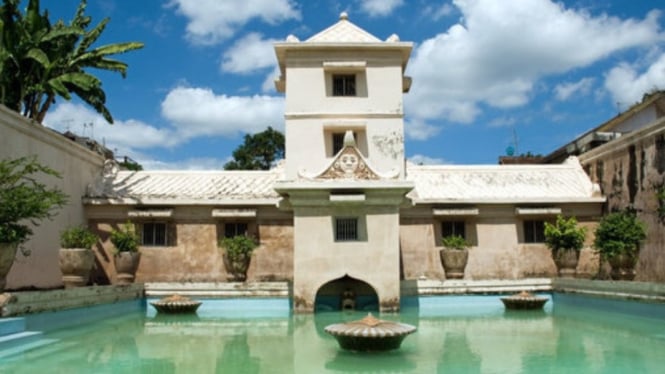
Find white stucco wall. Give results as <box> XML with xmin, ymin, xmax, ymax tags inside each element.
<box><xmin>0</xmin><ymin>105</ymin><xmax>104</xmax><ymax>289</ymax></box>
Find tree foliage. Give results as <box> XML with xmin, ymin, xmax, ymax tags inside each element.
<box><xmin>224</xmin><ymin>127</ymin><xmax>285</xmax><ymax>170</ymax></box>
<box><xmin>594</xmin><ymin>210</ymin><xmax>647</xmax><ymax>260</ymax></box>
<box><xmin>0</xmin><ymin>0</ymin><xmax>144</xmax><ymax>123</ymax></box>
<box><xmin>0</xmin><ymin>156</ymin><xmax>68</xmax><ymax>245</ymax></box>
<box><xmin>544</xmin><ymin>215</ymin><xmax>586</xmax><ymax>252</ymax></box>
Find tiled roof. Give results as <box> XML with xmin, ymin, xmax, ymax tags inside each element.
<box><xmin>306</xmin><ymin>13</ymin><xmax>382</xmax><ymax>43</ymax></box>
<box><xmin>85</xmin><ymin>169</ymin><xmax>281</xmax><ymax>204</ymax></box>
<box><xmin>406</xmin><ymin>158</ymin><xmax>603</xmax><ymax>203</ymax></box>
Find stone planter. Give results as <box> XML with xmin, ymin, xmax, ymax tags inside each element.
<box><xmin>0</xmin><ymin>242</ymin><xmax>18</xmax><ymax>291</ymax></box>
<box><xmin>553</xmin><ymin>249</ymin><xmax>579</xmax><ymax>278</ymax></box>
<box><xmin>440</xmin><ymin>249</ymin><xmax>469</xmax><ymax>279</ymax></box>
<box><xmin>223</xmin><ymin>253</ymin><xmax>252</xmax><ymax>282</ymax></box>
<box><xmin>114</xmin><ymin>252</ymin><xmax>141</xmax><ymax>284</ymax></box>
<box><xmin>59</xmin><ymin>248</ymin><xmax>95</xmax><ymax>288</ymax></box>
<box><xmin>607</xmin><ymin>253</ymin><xmax>637</xmax><ymax>281</ymax></box>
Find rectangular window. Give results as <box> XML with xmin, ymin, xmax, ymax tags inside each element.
<box><xmin>524</xmin><ymin>220</ymin><xmax>545</xmax><ymax>243</ymax></box>
<box><xmin>142</xmin><ymin>222</ymin><xmax>167</xmax><ymax>246</ymax></box>
<box><xmin>335</xmin><ymin>218</ymin><xmax>358</xmax><ymax>241</ymax></box>
<box><xmin>442</xmin><ymin>221</ymin><xmax>466</xmax><ymax>239</ymax></box>
<box><xmin>224</xmin><ymin>222</ymin><xmax>248</xmax><ymax>238</ymax></box>
<box><xmin>332</xmin><ymin>74</ymin><xmax>356</xmax><ymax>96</ymax></box>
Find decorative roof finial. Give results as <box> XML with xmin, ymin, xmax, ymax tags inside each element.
<box><xmin>340</xmin><ymin>12</ymin><xmax>349</xmax><ymax>21</ymax></box>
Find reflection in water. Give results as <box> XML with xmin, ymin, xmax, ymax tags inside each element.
<box><xmin>2</xmin><ymin>296</ymin><xmax>665</xmax><ymax>373</ymax></box>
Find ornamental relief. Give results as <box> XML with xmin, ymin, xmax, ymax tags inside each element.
<box><xmin>318</xmin><ymin>147</ymin><xmax>380</xmax><ymax>180</ymax></box>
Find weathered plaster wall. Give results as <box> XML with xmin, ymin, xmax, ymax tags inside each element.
<box><xmin>400</xmin><ymin>205</ymin><xmax>600</xmax><ymax>280</ymax></box>
<box><xmin>0</xmin><ymin>105</ymin><xmax>104</xmax><ymax>289</ymax></box>
<box><xmin>86</xmin><ymin>206</ymin><xmax>293</xmax><ymax>284</ymax></box>
<box><xmin>581</xmin><ymin>117</ymin><xmax>665</xmax><ymax>281</ymax></box>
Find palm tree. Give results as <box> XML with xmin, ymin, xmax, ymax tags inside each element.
<box><xmin>0</xmin><ymin>0</ymin><xmax>143</xmax><ymax>124</ymax></box>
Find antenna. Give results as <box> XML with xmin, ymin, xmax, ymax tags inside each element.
<box><xmin>512</xmin><ymin>126</ymin><xmax>519</xmax><ymax>156</ymax></box>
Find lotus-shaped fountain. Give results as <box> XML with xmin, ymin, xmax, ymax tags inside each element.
<box><xmin>500</xmin><ymin>291</ymin><xmax>548</xmax><ymax>310</ymax></box>
<box><xmin>324</xmin><ymin>313</ymin><xmax>416</xmax><ymax>351</ymax></box>
<box><xmin>150</xmin><ymin>294</ymin><xmax>202</xmax><ymax>314</ymax></box>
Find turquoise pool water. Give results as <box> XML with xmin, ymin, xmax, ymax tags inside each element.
<box><xmin>1</xmin><ymin>294</ymin><xmax>664</xmax><ymax>373</ymax></box>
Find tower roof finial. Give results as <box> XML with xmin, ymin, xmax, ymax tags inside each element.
<box><xmin>340</xmin><ymin>12</ymin><xmax>349</xmax><ymax>21</ymax></box>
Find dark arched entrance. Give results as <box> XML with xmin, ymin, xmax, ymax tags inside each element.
<box><xmin>314</xmin><ymin>275</ymin><xmax>379</xmax><ymax>312</ymax></box>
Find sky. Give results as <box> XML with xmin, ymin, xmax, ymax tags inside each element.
<box><xmin>36</xmin><ymin>0</ymin><xmax>665</xmax><ymax>169</ymax></box>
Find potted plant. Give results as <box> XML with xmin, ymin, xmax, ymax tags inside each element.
<box><xmin>594</xmin><ymin>210</ymin><xmax>646</xmax><ymax>281</ymax></box>
<box><xmin>59</xmin><ymin>226</ymin><xmax>99</xmax><ymax>288</ymax></box>
<box><xmin>219</xmin><ymin>235</ymin><xmax>258</xmax><ymax>282</ymax></box>
<box><xmin>110</xmin><ymin>221</ymin><xmax>141</xmax><ymax>284</ymax></box>
<box><xmin>0</xmin><ymin>157</ymin><xmax>67</xmax><ymax>291</ymax></box>
<box><xmin>544</xmin><ymin>215</ymin><xmax>586</xmax><ymax>278</ymax></box>
<box><xmin>440</xmin><ymin>235</ymin><xmax>470</xmax><ymax>279</ymax></box>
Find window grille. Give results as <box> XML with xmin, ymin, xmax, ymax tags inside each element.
<box><xmin>524</xmin><ymin>220</ymin><xmax>545</xmax><ymax>243</ymax></box>
<box><xmin>332</xmin><ymin>74</ymin><xmax>356</xmax><ymax>96</ymax></box>
<box><xmin>335</xmin><ymin>218</ymin><xmax>358</xmax><ymax>241</ymax></box>
<box><xmin>142</xmin><ymin>222</ymin><xmax>167</xmax><ymax>246</ymax></box>
<box><xmin>224</xmin><ymin>222</ymin><xmax>248</xmax><ymax>238</ymax></box>
<box><xmin>442</xmin><ymin>221</ymin><xmax>465</xmax><ymax>239</ymax></box>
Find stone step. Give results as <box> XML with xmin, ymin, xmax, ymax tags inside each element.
<box><xmin>0</xmin><ymin>330</ymin><xmax>43</xmax><ymax>351</ymax></box>
<box><xmin>0</xmin><ymin>337</ymin><xmax>59</xmax><ymax>360</ymax></box>
<box><xmin>0</xmin><ymin>317</ymin><xmax>26</xmax><ymax>336</ymax></box>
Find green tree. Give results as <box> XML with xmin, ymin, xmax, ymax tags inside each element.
<box><xmin>0</xmin><ymin>0</ymin><xmax>143</xmax><ymax>124</ymax></box>
<box><xmin>224</xmin><ymin>127</ymin><xmax>285</xmax><ymax>170</ymax></box>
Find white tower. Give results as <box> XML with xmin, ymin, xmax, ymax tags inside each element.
<box><xmin>274</xmin><ymin>13</ymin><xmax>414</xmax><ymax>313</ymax></box>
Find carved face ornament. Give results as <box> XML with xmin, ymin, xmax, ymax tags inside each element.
<box><xmin>340</xmin><ymin>154</ymin><xmax>359</xmax><ymax>174</ymax></box>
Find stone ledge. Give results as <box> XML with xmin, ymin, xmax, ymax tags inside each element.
<box><xmin>1</xmin><ymin>284</ymin><xmax>144</xmax><ymax>317</ymax></box>
<box><xmin>401</xmin><ymin>278</ymin><xmax>553</xmax><ymax>296</ymax></box>
<box><xmin>553</xmin><ymin>278</ymin><xmax>665</xmax><ymax>303</ymax></box>
<box><xmin>144</xmin><ymin>282</ymin><xmax>290</xmax><ymax>298</ymax></box>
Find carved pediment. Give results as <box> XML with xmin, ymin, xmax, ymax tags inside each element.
<box><xmin>318</xmin><ymin>146</ymin><xmax>380</xmax><ymax>180</ymax></box>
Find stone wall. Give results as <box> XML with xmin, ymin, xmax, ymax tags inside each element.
<box><xmin>86</xmin><ymin>206</ymin><xmax>293</xmax><ymax>284</ymax></box>
<box><xmin>400</xmin><ymin>204</ymin><xmax>601</xmax><ymax>281</ymax></box>
<box><xmin>581</xmin><ymin>117</ymin><xmax>665</xmax><ymax>282</ymax></box>
<box><xmin>0</xmin><ymin>106</ymin><xmax>104</xmax><ymax>289</ymax></box>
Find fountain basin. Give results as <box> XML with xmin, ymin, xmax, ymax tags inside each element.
<box><xmin>150</xmin><ymin>294</ymin><xmax>202</xmax><ymax>314</ymax></box>
<box><xmin>324</xmin><ymin>313</ymin><xmax>416</xmax><ymax>351</ymax></box>
<box><xmin>500</xmin><ymin>291</ymin><xmax>548</xmax><ymax>310</ymax></box>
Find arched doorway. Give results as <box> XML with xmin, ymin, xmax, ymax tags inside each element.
<box><xmin>314</xmin><ymin>275</ymin><xmax>379</xmax><ymax>312</ymax></box>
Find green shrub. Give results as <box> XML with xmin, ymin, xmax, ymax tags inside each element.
<box><xmin>110</xmin><ymin>222</ymin><xmax>139</xmax><ymax>253</ymax></box>
<box><xmin>60</xmin><ymin>226</ymin><xmax>99</xmax><ymax>249</ymax></box>
<box><xmin>594</xmin><ymin>210</ymin><xmax>647</xmax><ymax>260</ymax></box>
<box><xmin>219</xmin><ymin>235</ymin><xmax>258</xmax><ymax>261</ymax></box>
<box><xmin>441</xmin><ymin>235</ymin><xmax>469</xmax><ymax>250</ymax></box>
<box><xmin>544</xmin><ymin>215</ymin><xmax>586</xmax><ymax>252</ymax></box>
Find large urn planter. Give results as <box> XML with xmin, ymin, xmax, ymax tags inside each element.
<box><xmin>440</xmin><ymin>249</ymin><xmax>469</xmax><ymax>279</ymax></box>
<box><xmin>440</xmin><ymin>235</ymin><xmax>470</xmax><ymax>279</ymax></box>
<box><xmin>59</xmin><ymin>248</ymin><xmax>95</xmax><ymax>288</ymax></box>
<box><xmin>552</xmin><ymin>249</ymin><xmax>579</xmax><ymax>278</ymax></box>
<box><xmin>59</xmin><ymin>226</ymin><xmax>100</xmax><ymax>288</ymax></box>
<box><xmin>110</xmin><ymin>222</ymin><xmax>141</xmax><ymax>284</ymax></box>
<box><xmin>115</xmin><ymin>252</ymin><xmax>141</xmax><ymax>284</ymax></box>
<box><xmin>607</xmin><ymin>254</ymin><xmax>637</xmax><ymax>281</ymax></box>
<box><xmin>219</xmin><ymin>235</ymin><xmax>258</xmax><ymax>282</ymax></box>
<box><xmin>0</xmin><ymin>242</ymin><xmax>19</xmax><ymax>291</ymax></box>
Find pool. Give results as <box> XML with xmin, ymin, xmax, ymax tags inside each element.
<box><xmin>1</xmin><ymin>294</ymin><xmax>664</xmax><ymax>373</ymax></box>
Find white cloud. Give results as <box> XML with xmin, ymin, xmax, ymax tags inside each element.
<box><xmin>605</xmin><ymin>52</ymin><xmax>665</xmax><ymax>106</ymax></box>
<box><xmin>554</xmin><ymin>77</ymin><xmax>595</xmax><ymax>101</ymax></box>
<box><xmin>221</xmin><ymin>33</ymin><xmax>279</xmax><ymax>74</ymax></box>
<box><xmin>262</xmin><ymin>66</ymin><xmax>281</xmax><ymax>92</ymax></box>
<box><xmin>161</xmin><ymin>86</ymin><xmax>284</xmax><ymax>138</ymax></box>
<box><xmin>44</xmin><ymin>103</ymin><xmax>178</xmax><ymax>158</ymax></box>
<box><xmin>167</xmin><ymin>0</ymin><xmax>300</xmax><ymax>45</ymax></box>
<box><xmin>404</xmin><ymin>118</ymin><xmax>441</xmax><ymax>140</ymax></box>
<box><xmin>488</xmin><ymin>116</ymin><xmax>517</xmax><ymax>128</ymax></box>
<box><xmin>408</xmin><ymin>154</ymin><xmax>448</xmax><ymax>165</ymax></box>
<box><xmin>359</xmin><ymin>0</ymin><xmax>404</xmax><ymax>17</ymax></box>
<box><xmin>405</xmin><ymin>0</ymin><xmax>663</xmax><ymax>124</ymax></box>
<box><xmin>423</xmin><ymin>2</ymin><xmax>454</xmax><ymax>21</ymax></box>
